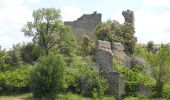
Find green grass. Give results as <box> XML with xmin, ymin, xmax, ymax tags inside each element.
<box><xmin>0</xmin><ymin>93</ymin><xmax>35</xmax><ymax>100</ymax></box>
<box><xmin>0</xmin><ymin>93</ymin><xmax>115</xmax><ymax>100</ymax></box>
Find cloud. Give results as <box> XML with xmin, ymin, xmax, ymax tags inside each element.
<box><xmin>111</xmin><ymin>10</ymin><xmax>124</xmax><ymax>24</ymax></box>
<box><xmin>111</xmin><ymin>9</ymin><xmax>170</xmax><ymax>44</ymax></box>
<box><xmin>0</xmin><ymin>0</ymin><xmax>37</xmax><ymax>49</ymax></box>
<box><xmin>61</xmin><ymin>6</ymin><xmax>81</xmax><ymax>21</ymax></box>
<box><xmin>143</xmin><ymin>0</ymin><xmax>170</xmax><ymax>7</ymax></box>
<box><xmin>135</xmin><ymin>10</ymin><xmax>170</xmax><ymax>44</ymax></box>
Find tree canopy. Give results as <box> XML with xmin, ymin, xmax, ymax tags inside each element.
<box><xmin>22</xmin><ymin>8</ymin><xmax>68</xmax><ymax>55</ymax></box>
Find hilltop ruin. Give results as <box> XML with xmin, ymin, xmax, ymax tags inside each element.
<box><xmin>64</xmin><ymin>10</ymin><xmax>134</xmax><ymax>42</ymax></box>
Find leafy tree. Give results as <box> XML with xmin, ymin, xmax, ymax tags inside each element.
<box><xmin>114</xmin><ymin>59</ymin><xmax>155</xmax><ymax>97</ymax></box>
<box><xmin>147</xmin><ymin>41</ymin><xmax>154</xmax><ymax>52</ymax></box>
<box><xmin>20</xmin><ymin>43</ymin><xmax>42</xmax><ymax>64</ymax></box>
<box><xmin>0</xmin><ymin>46</ymin><xmax>8</xmax><ymax>71</ymax></box>
<box><xmin>65</xmin><ymin>57</ymin><xmax>108</xmax><ymax>98</ymax></box>
<box><xmin>111</xmin><ymin>22</ymin><xmax>137</xmax><ymax>55</ymax></box>
<box><xmin>94</xmin><ymin>22</ymin><xmax>137</xmax><ymax>55</ymax></box>
<box><xmin>4</xmin><ymin>44</ymin><xmax>22</xmax><ymax>66</ymax></box>
<box><xmin>58</xmin><ymin>31</ymin><xmax>77</xmax><ymax>56</ymax></box>
<box><xmin>22</xmin><ymin>8</ymin><xmax>67</xmax><ymax>55</ymax></box>
<box><xmin>0</xmin><ymin>65</ymin><xmax>33</xmax><ymax>94</ymax></box>
<box><xmin>146</xmin><ymin>46</ymin><xmax>170</xmax><ymax>97</ymax></box>
<box><xmin>78</xmin><ymin>35</ymin><xmax>95</xmax><ymax>57</ymax></box>
<box><xmin>30</xmin><ymin>53</ymin><xmax>66</xmax><ymax>99</ymax></box>
<box><xmin>94</xmin><ymin>23</ymin><xmax>112</xmax><ymax>42</ymax></box>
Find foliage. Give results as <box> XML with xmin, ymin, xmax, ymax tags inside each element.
<box><xmin>147</xmin><ymin>41</ymin><xmax>154</xmax><ymax>52</ymax></box>
<box><xmin>78</xmin><ymin>35</ymin><xmax>95</xmax><ymax>57</ymax></box>
<box><xmin>20</xmin><ymin>43</ymin><xmax>42</xmax><ymax>64</ymax></box>
<box><xmin>114</xmin><ymin>59</ymin><xmax>155</xmax><ymax>97</ymax></box>
<box><xmin>65</xmin><ymin>57</ymin><xmax>108</xmax><ymax>98</ymax></box>
<box><xmin>22</xmin><ymin>8</ymin><xmax>67</xmax><ymax>55</ymax></box>
<box><xmin>94</xmin><ymin>22</ymin><xmax>137</xmax><ymax>55</ymax></box>
<box><xmin>146</xmin><ymin>46</ymin><xmax>170</xmax><ymax>97</ymax></box>
<box><xmin>134</xmin><ymin>44</ymin><xmax>148</xmax><ymax>58</ymax></box>
<box><xmin>163</xmin><ymin>83</ymin><xmax>170</xmax><ymax>98</ymax></box>
<box><xmin>58</xmin><ymin>31</ymin><xmax>77</xmax><ymax>56</ymax></box>
<box><xmin>94</xmin><ymin>23</ymin><xmax>112</xmax><ymax>42</ymax></box>
<box><xmin>111</xmin><ymin>22</ymin><xmax>137</xmax><ymax>55</ymax></box>
<box><xmin>30</xmin><ymin>53</ymin><xmax>66</xmax><ymax>99</ymax></box>
<box><xmin>4</xmin><ymin>44</ymin><xmax>22</xmax><ymax>66</ymax></box>
<box><xmin>0</xmin><ymin>46</ymin><xmax>10</xmax><ymax>72</ymax></box>
<box><xmin>0</xmin><ymin>65</ymin><xmax>33</xmax><ymax>95</ymax></box>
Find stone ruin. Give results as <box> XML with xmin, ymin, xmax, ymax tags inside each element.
<box><xmin>95</xmin><ymin>40</ymin><xmax>124</xmax><ymax>100</ymax></box>
<box><xmin>95</xmin><ymin>40</ymin><xmax>150</xmax><ymax>99</ymax></box>
<box><xmin>64</xmin><ymin>11</ymin><xmax>101</xmax><ymax>41</ymax></box>
<box><xmin>65</xmin><ymin>9</ymin><xmax>150</xmax><ymax>99</ymax></box>
<box><xmin>122</xmin><ymin>9</ymin><xmax>135</xmax><ymax>27</ymax></box>
<box><xmin>64</xmin><ymin>10</ymin><xmax>135</xmax><ymax>42</ymax></box>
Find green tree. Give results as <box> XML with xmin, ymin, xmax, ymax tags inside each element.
<box><xmin>0</xmin><ymin>46</ymin><xmax>8</xmax><ymax>71</ymax></box>
<box><xmin>65</xmin><ymin>57</ymin><xmax>108</xmax><ymax>98</ymax></box>
<box><xmin>94</xmin><ymin>23</ymin><xmax>112</xmax><ymax>42</ymax></box>
<box><xmin>94</xmin><ymin>22</ymin><xmax>137</xmax><ymax>55</ymax></box>
<box><xmin>78</xmin><ymin>35</ymin><xmax>95</xmax><ymax>57</ymax></box>
<box><xmin>22</xmin><ymin>8</ymin><xmax>67</xmax><ymax>55</ymax></box>
<box><xmin>111</xmin><ymin>22</ymin><xmax>137</xmax><ymax>55</ymax></box>
<box><xmin>114</xmin><ymin>59</ymin><xmax>155</xmax><ymax>97</ymax></box>
<box><xmin>146</xmin><ymin>46</ymin><xmax>170</xmax><ymax>97</ymax></box>
<box><xmin>147</xmin><ymin>41</ymin><xmax>154</xmax><ymax>52</ymax></box>
<box><xmin>30</xmin><ymin>53</ymin><xmax>66</xmax><ymax>99</ymax></box>
<box><xmin>20</xmin><ymin>43</ymin><xmax>42</xmax><ymax>64</ymax></box>
<box><xmin>4</xmin><ymin>44</ymin><xmax>22</xmax><ymax>66</ymax></box>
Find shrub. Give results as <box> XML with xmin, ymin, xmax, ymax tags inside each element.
<box><xmin>30</xmin><ymin>53</ymin><xmax>66</xmax><ymax>99</ymax></box>
<box><xmin>114</xmin><ymin>59</ymin><xmax>155</xmax><ymax>97</ymax></box>
<box><xmin>0</xmin><ymin>65</ymin><xmax>33</xmax><ymax>95</ymax></box>
<box><xmin>163</xmin><ymin>83</ymin><xmax>170</xmax><ymax>98</ymax></box>
<box><xmin>65</xmin><ymin>57</ymin><xmax>108</xmax><ymax>98</ymax></box>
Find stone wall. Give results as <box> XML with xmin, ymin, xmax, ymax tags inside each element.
<box><xmin>100</xmin><ymin>71</ymin><xmax>124</xmax><ymax>100</ymax></box>
<box><xmin>95</xmin><ymin>40</ymin><xmax>113</xmax><ymax>72</ymax></box>
<box><xmin>122</xmin><ymin>9</ymin><xmax>135</xmax><ymax>27</ymax></box>
<box><xmin>112</xmin><ymin>42</ymin><xmax>131</xmax><ymax>68</ymax></box>
<box><xmin>95</xmin><ymin>40</ymin><xmax>124</xmax><ymax>100</ymax></box>
<box><xmin>64</xmin><ymin>11</ymin><xmax>101</xmax><ymax>42</ymax></box>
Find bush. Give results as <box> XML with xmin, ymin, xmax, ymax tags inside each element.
<box><xmin>163</xmin><ymin>83</ymin><xmax>170</xmax><ymax>98</ymax></box>
<box><xmin>0</xmin><ymin>65</ymin><xmax>33</xmax><ymax>95</ymax></box>
<box><xmin>30</xmin><ymin>53</ymin><xmax>66</xmax><ymax>99</ymax></box>
<box><xmin>114</xmin><ymin>59</ymin><xmax>155</xmax><ymax>97</ymax></box>
<box><xmin>65</xmin><ymin>57</ymin><xmax>108</xmax><ymax>98</ymax></box>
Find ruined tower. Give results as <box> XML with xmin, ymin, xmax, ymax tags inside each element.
<box><xmin>64</xmin><ymin>11</ymin><xmax>102</xmax><ymax>41</ymax></box>
<box><xmin>122</xmin><ymin>9</ymin><xmax>135</xmax><ymax>27</ymax></box>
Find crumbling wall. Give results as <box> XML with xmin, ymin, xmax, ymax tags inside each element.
<box><xmin>122</xmin><ymin>9</ymin><xmax>135</xmax><ymax>27</ymax></box>
<box><xmin>112</xmin><ymin>42</ymin><xmax>131</xmax><ymax>68</ymax></box>
<box><xmin>64</xmin><ymin>11</ymin><xmax>101</xmax><ymax>41</ymax></box>
<box><xmin>95</xmin><ymin>40</ymin><xmax>124</xmax><ymax>100</ymax></box>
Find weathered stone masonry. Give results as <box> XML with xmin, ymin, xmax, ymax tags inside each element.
<box><xmin>95</xmin><ymin>40</ymin><xmax>124</xmax><ymax>100</ymax></box>
<box><xmin>64</xmin><ymin>11</ymin><xmax>101</xmax><ymax>41</ymax></box>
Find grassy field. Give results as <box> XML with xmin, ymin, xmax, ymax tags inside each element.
<box><xmin>0</xmin><ymin>93</ymin><xmax>115</xmax><ymax>100</ymax></box>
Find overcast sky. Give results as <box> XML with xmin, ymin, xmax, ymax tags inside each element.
<box><xmin>0</xmin><ymin>0</ymin><xmax>170</xmax><ymax>49</ymax></box>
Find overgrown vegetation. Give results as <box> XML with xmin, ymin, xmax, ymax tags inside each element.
<box><xmin>0</xmin><ymin>7</ymin><xmax>170</xmax><ymax>100</ymax></box>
